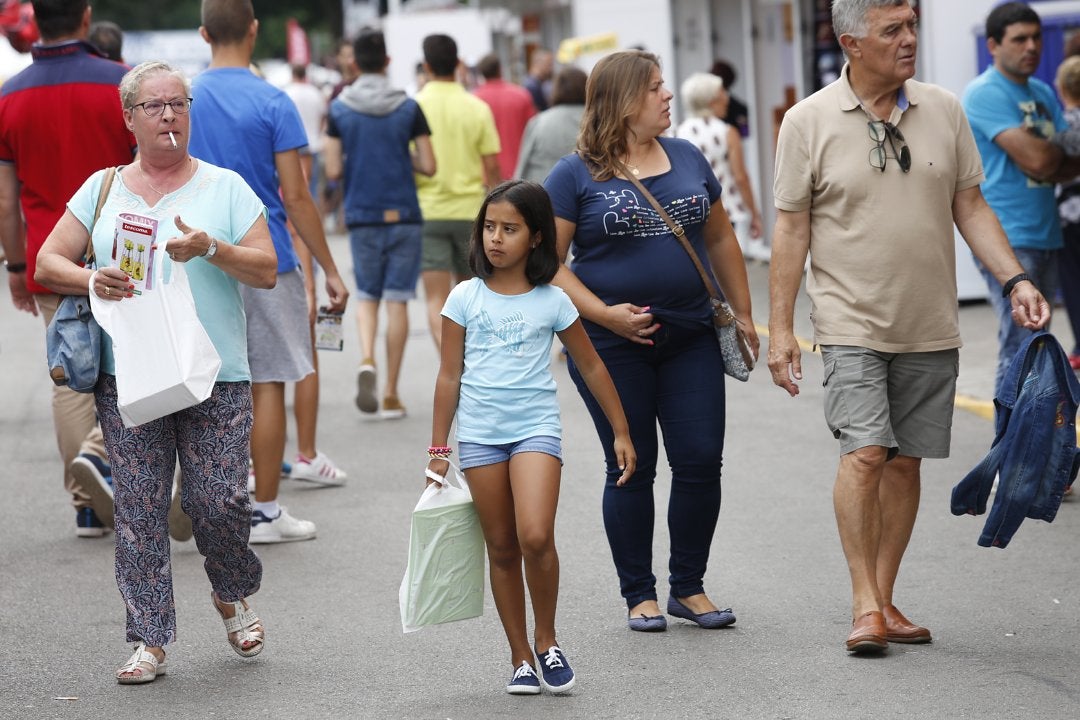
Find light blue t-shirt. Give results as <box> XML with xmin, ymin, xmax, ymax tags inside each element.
<box><xmin>69</xmin><ymin>162</ymin><xmax>266</xmax><ymax>381</ymax></box>
<box><xmin>441</xmin><ymin>278</ymin><xmax>579</xmax><ymax>444</ymax></box>
<box><xmin>962</xmin><ymin>66</ymin><xmax>1065</xmax><ymax>250</ymax></box>
<box><xmin>189</xmin><ymin>67</ymin><xmax>307</xmax><ymax>273</ymax></box>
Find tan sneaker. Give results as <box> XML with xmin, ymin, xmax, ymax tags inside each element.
<box><xmin>355</xmin><ymin>359</ymin><xmax>378</xmax><ymax>414</ymax></box>
<box><xmin>380</xmin><ymin>395</ymin><xmax>406</xmax><ymax>420</ymax></box>
<box><xmin>168</xmin><ymin>468</ymin><xmax>193</xmax><ymax>542</ymax></box>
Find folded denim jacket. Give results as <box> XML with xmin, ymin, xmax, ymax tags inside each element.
<box><xmin>951</xmin><ymin>332</ymin><xmax>1080</xmax><ymax>548</ymax></box>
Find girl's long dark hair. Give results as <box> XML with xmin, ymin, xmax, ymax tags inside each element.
<box><xmin>469</xmin><ymin>180</ymin><xmax>560</xmax><ymax>285</ymax></box>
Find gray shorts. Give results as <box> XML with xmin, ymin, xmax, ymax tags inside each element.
<box><xmin>820</xmin><ymin>345</ymin><xmax>959</xmax><ymax>459</ymax></box>
<box><xmin>421</xmin><ymin>219</ymin><xmax>473</xmax><ymax>276</ymax></box>
<box><xmin>240</xmin><ymin>266</ymin><xmax>315</xmax><ymax>384</ymax></box>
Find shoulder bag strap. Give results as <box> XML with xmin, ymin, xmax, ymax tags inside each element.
<box><xmin>85</xmin><ymin>166</ymin><xmax>118</xmax><ymax>267</ymax></box>
<box><xmin>612</xmin><ymin>159</ymin><xmax>720</xmax><ymax>303</ymax></box>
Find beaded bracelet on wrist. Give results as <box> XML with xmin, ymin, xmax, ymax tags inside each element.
<box><xmin>427</xmin><ymin>446</ymin><xmax>452</xmax><ymax>459</ymax></box>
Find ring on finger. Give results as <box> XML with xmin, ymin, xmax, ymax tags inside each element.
<box><xmin>104</xmin><ymin>286</ymin><xmax>111</xmax><ymax>296</ymax></box>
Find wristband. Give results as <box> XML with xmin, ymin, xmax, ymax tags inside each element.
<box><xmin>1001</xmin><ymin>272</ymin><xmax>1031</xmax><ymax>298</ymax></box>
<box><xmin>427</xmin><ymin>446</ymin><xmax>452</xmax><ymax>459</ymax></box>
<box><xmin>3</xmin><ymin>260</ymin><xmax>26</xmax><ymax>273</ymax></box>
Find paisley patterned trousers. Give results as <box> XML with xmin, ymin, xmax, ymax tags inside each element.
<box><xmin>96</xmin><ymin>375</ymin><xmax>263</xmax><ymax>646</ymax></box>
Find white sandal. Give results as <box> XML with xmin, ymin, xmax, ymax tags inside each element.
<box><xmin>116</xmin><ymin>642</ymin><xmax>166</xmax><ymax>685</ymax></box>
<box><xmin>212</xmin><ymin>592</ymin><xmax>265</xmax><ymax>658</ymax></box>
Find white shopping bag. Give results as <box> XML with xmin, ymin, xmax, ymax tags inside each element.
<box><xmin>90</xmin><ymin>240</ymin><xmax>221</xmax><ymax>428</ymax></box>
<box><xmin>399</xmin><ymin>462</ymin><xmax>486</xmax><ymax>633</ymax></box>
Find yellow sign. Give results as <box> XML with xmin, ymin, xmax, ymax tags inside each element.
<box><xmin>557</xmin><ymin>32</ymin><xmax>619</xmax><ymax>64</ymax></box>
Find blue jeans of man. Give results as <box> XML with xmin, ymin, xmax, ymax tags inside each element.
<box><xmin>568</xmin><ymin>322</ymin><xmax>725</xmax><ymax>609</ymax></box>
<box><xmin>975</xmin><ymin>247</ymin><xmax>1059</xmax><ymax>399</ymax></box>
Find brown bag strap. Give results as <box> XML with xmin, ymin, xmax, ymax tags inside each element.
<box><xmin>612</xmin><ymin>160</ymin><xmax>720</xmax><ymax>303</ymax></box>
<box><xmin>85</xmin><ymin>166</ymin><xmax>118</xmax><ymax>266</ymax></box>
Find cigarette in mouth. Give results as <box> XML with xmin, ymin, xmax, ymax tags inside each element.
<box><xmin>169</xmin><ymin>132</ymin><xmax>177</xmax><ymax>148</ymax></box>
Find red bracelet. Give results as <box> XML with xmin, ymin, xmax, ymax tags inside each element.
<box><xmin>427</xmin><ymin>446</ymin><xmax>452</xmax><ymax>459</ymax></box>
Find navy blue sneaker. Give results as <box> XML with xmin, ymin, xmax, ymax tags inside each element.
<box><xmin>76</xmin><ymin>507</ymin><xmax>107</xmax><ymax>538</ymax></box>
<box><xmin>505</xmin><ymin>661</ymin><xmax>541</xmax><ymax>695</ymax></box>
<box><xmin>534</xmin><ymin>645</ymin><xmax>575</xmax><ymax>693</ymax></box>
<box><xmin>70</xmin><ymin>453</ymin><xmax>114</xmax><ymax>528</ymax></box>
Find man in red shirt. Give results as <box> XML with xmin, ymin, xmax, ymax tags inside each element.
<box><xmin>0</xmin><ymin>0</ymin><xmax>135</xmax><ymax>537</ymax></box>
<box><xmin>472</xmin><ymin>53</ymin><xmax>536</xmax><ymax>180</ymax></box>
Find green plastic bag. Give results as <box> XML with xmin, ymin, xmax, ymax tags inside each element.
<box><xmin>399</xmin><ymin>463</ymin><xmax>486</xmax><ymax>633</ymax></box>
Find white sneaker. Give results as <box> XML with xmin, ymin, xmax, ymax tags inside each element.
<box><xmin>248</xmin><ymin>506</ymin><xmax>317</xmax><ymax>544</ymax></box>
<box><xmin>355</xmin><ymin>361</ymin><xmax>378</xmax><ymax>414</ymax></box>
<box><xmin>290</xmin><ymin>451</ymin><xmax>347</xmax><ymax>486</ymax></box>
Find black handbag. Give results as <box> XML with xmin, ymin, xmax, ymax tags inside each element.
<box><xmin>45</xmin><ymin>166</ymin><xmax>117</xmax><ymax>392</ymax></box>
<box><xmin>613</xmin><ymin>161</ymin><xmax>754</xmax><ymax>381</ymax></box>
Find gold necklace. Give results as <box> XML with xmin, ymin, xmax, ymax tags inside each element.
<box><xmin>623</xmin><ymin>140</ymin><xmax>655</xmax><ymax>176</ymax></box>
<box><xmin>142</xmin><ymin>157</ymin><xmax>193</xmax><ymax>197</ymax></box>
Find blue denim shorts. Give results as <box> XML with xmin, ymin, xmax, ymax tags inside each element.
<box><xmin>458</xmin><ymin>436</ymin><xmax>563</xmax><ymax>470</ymax></box>
<box><xmin>348</xmin><ymin>224</ymin><xmax>422</xmax><ymax>302</ymax></box>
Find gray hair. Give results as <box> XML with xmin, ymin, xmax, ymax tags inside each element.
<box><xmin>119</xmin><ymin>61</ymin><xmax>191</xmax><ymax>109</ymax></box>
<box><xmin>680</xmin><ymin>72</ymin><xmax>725</xmax><ymax>119</ymax></box>
<box><xmin>831</xmin><ymin>0</ymin><xmax>912</xmax><ymax>41</ymax></box>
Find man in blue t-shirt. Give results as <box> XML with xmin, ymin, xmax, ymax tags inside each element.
<box><xmin>963</xmin><ymin>2</ymin><xmax>1080</xmax><ymax>398</ymax></box>
<box><xmin>324</xmin><ymin>28</ymin><xmax>434</xmax><ymax>419</ymax></box>
<box><xmin>189</xmin><ymin>0</ymin><xmax>349</xmax><ymax>544</ymax></box>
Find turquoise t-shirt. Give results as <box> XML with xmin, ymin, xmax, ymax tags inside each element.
<box><xmin>441</xmin><ymin>278</ymin><xmax>579</xmax><ymax>444</ymax></box>
<box><xmin>69</xmin><ymin>162</ymin><xmax>267</xmax><ymax>381</ymax></box>
<box><xmin>962</xmin><ymin>66</ymin><xmax>1065</xmax><ymax>250</ymax></box>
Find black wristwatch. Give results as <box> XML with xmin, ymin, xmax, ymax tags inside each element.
<box><xmin>3</xmin><ymin>259</ymin><xmax>26</xmax><ymax>273</ymax></box>
<box><xmin>1001</xmin><ymin>272</ymin><xmax>1031</xmax><ymax>297</ymax></box>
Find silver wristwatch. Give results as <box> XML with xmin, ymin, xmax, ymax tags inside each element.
<box><xmin>203</xmin><ymin>237</ymin><xmax>218</xmax><ymax>258</ymax></box>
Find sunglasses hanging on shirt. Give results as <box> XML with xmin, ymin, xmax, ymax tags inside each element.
<box><xmin>867</xmin><ymin>120</ymin><xmax>911</xmax><ymax>173</ymax></box>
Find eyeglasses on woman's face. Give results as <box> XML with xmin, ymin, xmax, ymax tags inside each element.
<box><xmin>867</xmin><ymin>120</ymin><xmax>911</xmax><ymax>173</ymax></box>
<box><xmin>130</xmin><ymin>98</ymin><xmax>193</xmax><ymax>118</ymax></box>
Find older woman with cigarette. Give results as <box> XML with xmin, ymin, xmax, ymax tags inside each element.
<box><xmin>36</xmin><ymin>61</ymin><xmax>277</xmax><ymax>684</ymax></box>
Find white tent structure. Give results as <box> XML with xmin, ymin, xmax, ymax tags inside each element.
<box><xmin>0</xmin><ymin>38</ymin><xmax>30</xmax><ymax>85</ymax></box>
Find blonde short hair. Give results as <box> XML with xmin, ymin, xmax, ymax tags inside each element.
<box><xmin>119</xmin><ymin>61</ymin><xmax>191</xmax><ymax>109</ymax></box>
<box><xmin>1057</xmin><ymin>56</ymin><xmax>1080</xmax><ymax>103</ymax></box>
<box><xmin>680</xmin><ymin>72</ymin><xmax>724</xmax><ymax>119</ymax></box>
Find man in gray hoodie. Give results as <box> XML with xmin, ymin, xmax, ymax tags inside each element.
<box><xmin>324</xmin><ymin>28</ymin><xmax>436</xmax><ymax>418</ymax></box>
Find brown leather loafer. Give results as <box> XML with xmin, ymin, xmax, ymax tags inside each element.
<box><xmin>846</xmin><ymin>611</ymin><xmax>888</xmax><ymax>653</ymax></box>
<box><xmin>882</xmin><ymin>604</ymin><xmax>932</xmax><ymax>644</ymax></box>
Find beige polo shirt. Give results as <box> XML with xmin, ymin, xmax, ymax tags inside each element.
<box><xmin>773</xmin><ymin>66</ymin><xmax>984</xmax><ymax>353</ymax></box>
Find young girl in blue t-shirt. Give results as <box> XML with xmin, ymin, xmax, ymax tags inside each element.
<box><xmin>427</xmin><ymin>180</ymin><xmax>635</xmax><ymax>696</ymax></box>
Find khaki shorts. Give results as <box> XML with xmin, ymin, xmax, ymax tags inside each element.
<box><xmin>421</xmin><ymin>219</ymin><xmax>473</xmax><ymax>276</ymax></box>
<box><xmin>820</xmin><ymin>345</ymin><xmax>959</xmax><ymax>459</ymax></box>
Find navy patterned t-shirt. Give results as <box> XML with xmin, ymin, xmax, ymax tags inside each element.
<box><xmin>545</xmin><ymin>136</ymin><xmax>724</xmax><ymax>347</ymax></box>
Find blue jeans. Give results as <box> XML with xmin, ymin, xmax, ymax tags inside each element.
<box><xmin>568</xmin><ymin>322</ymin><xmax>725</xmax><ymax>609</ymax></box>
<box><xmin>1059</xmin><ymin>224</ymin><xmax>1080</xmax><ymax>355</ymax></box>
<box><xmin>975</xmin><ymin>248</ymin><xmax>1059</xmax><ymax>399</ymax></box>
<box><xmin>348</xmin><ymin>224</ymin><xmax>423</xmax><ymax>302</ymax></box>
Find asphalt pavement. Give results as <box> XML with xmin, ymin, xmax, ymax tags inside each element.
<box><xmin>1</xmin><ymin>237</ymin><xmax>1078</xmax><ymax>720</ymax></box>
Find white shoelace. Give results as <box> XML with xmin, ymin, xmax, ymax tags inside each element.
<box><xmin>512</xmin><ymin>662</ymin><xmax>536</xmax><ymax>680</ymax></box>
<box><xmin>540</xmin><ymin>647</ymin><xmax>564</xmax><ymax>669</ymax></box>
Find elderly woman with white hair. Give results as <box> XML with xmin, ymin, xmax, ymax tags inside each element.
<box><xmin>36</xmin><ymin>60</ymin><xmax>277</xmax><ymax>684</ymax></box>
<box><xmin>676</xmin><ymin>72</ymin><xmax>764</xmax><ymax>258</ymax></box>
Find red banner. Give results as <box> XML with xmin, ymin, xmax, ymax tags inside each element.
<box><xmin>285</xmin><ymin>18</ymin><xmax>309</xmax><ymax>67</ymax></box>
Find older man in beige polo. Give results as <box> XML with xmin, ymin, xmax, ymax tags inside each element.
<box><xmin>767</xmin><ymin>0</ymin><xmax>1048</xmax><ymax>654</ymax></box>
